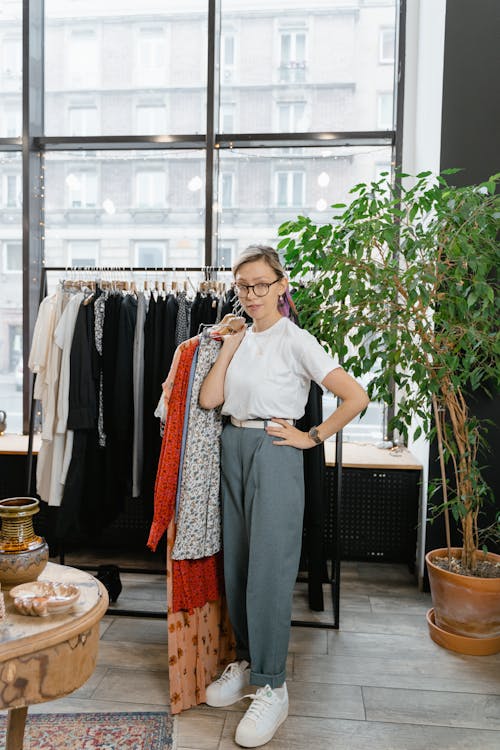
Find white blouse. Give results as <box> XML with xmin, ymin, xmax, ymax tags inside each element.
<box><xmin>222</xmin><ymin>316</ymin><xmax>340</xmax><ymax>421</ymax></box>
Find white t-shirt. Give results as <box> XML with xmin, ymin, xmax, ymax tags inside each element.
<box><xmin>222</xmin><ymin>316</ymin><xmax>340</xmax><ymax>420</ymax></box>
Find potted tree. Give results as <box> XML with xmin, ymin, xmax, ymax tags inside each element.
<box><xmin>278</xmin><ymin>169</ymin><xmax>500</xmax><ymax>654</ymax></box>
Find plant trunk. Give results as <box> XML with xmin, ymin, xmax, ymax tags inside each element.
<box><xmin>461</xmin><ymin>513</ymin><xmax>476</xmax><ymax>572</ymax></box>
<box><xmin>441</xmin><ymin>379</ymin><xmax>477</xmax><ymax>573</ymax></box>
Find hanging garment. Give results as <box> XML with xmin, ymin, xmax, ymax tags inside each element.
<box><xmin>94</xmin><ymin>289</ymin><xmax>107</xmax><ymax>448</ymax></box>
<box><xmin>29</xmin><ymin>290</ymin><xmax>65</xmax><ymax>504</ymax></box>
<box><xmin>47</xmin><ymin>291</ymin><xmax>86</xmax><ymax>508</ymax></box>
<box><xmin>171</xmin><ymin>336</ymin><xmax>223</xmax><ymax>560</ymax></box>
<box><xmin>142</xmin><ymin>293</ymin><xmax>160</xmax><ymax>510</ymax></box>
<box><xmin>132</xmin><ymin>291</ymin><xmax>147</xmax><ymax>498</ymax></box>
<box><xmin>147</xmin><ymin>338</ymin><xmax>200</xmax><ymax>551</ymax></box>
<box><xmin>150</xmin><ymin>335</ymin><xmax>235</xmax><ymax>714</ymax></box>
<box><xmin>173</xmin><ymin>345</ymin><xmax>200</xmax><ymax>518</ymax></box>
<box><xmin>58</xmin><ymin>301</ymin><xmax>101</xmax><ymax>538</ymax></box>
<box><xmin>296</xmin><ymin>382</ymin><xmax>328</xmax><ymax>611</ymax></box>
<box><xmin>110</xmin><ymin>293</ymin><xmax>138</xmax><ymax>509</ymax></box>
<box><xmin>166</xmin><ymin>519</ymin><xmax>235</xmax><ymax>715</ymax></box>
<box><xmin>142</xmin><ymin>294</ymin><xmax>177</xmax><ymax>511</ymax></box>
<box><xmin>175</xmin><ymin>290</ymin><xmax>190</xmax><ymax>346</ymax></box>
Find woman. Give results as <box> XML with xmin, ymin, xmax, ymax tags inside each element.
<box><xmin>199</xmin><ymin>245</ymin><xmax>369</xmax><ymax>748</ymax></box>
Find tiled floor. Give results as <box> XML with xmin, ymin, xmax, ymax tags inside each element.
<box><xmin>30</xmin><ymin>560</ymin><xmax>500</xmax><ymax>750</ymax></box>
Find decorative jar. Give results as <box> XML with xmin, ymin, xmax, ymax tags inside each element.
<box><xmin>0</xmin><ymin>497</ymin><xmax>49</xmax><ymax>587</ymax></box>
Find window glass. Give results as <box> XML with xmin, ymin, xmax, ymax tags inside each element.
<box><xmin>66</xmin><ymin>170</ymin><xmax>98</xmax><ymax>208</ymax></box>
<box><xmin>45</xmin><ymin>0</ymin><xmax>208</xmax><ymax>136</ymax></box>
<box><xmin>136</xmin><ymin>105</ymin><xmax>167</xmax><ymax>135</ymax></box>
<box><xmin>135</xmin><ymin>171</ymin><xmax>166</xmax><ymax>208</ymax></box>
<box><xmin>135</xmin><ymin>241</ymin><xmax>166</xmax><ymax>268</ymax></box>
<box><xmin>379</xmin><ymin>27</ymin><xmax>395</xmax><ymax>63</ymax></box>
<box><xmin>0</xmin><ymin>151</ymin><xmax>22</xmax><ymax>434</ymax></box>
<box><xmin>3</xmin><ymin>241</ymin><xmax>22</xmax><ymax>272</ymax></box>
<box><xmin>68</xmin><ymin>240</ymin><xmax>99</xmax><ymax>267</ymax></box>
<box><xmin>216</xmin><ymin>144</ymin><xmax>392</xmax><ymax>442</ymax></box>
<box><xmin>377</xmin><ymin>92</ymin><xmax>393</xmax><ymax>129</ymax></box>
<box><xmin>69</xmin><ymin>107</ymin><xmax>98</xmax><ymax>136</ymax></box>
<box><xmin>217</xmin><ymin>144</ymin><xmax>392</xmax><ymax>257</ymax></box>
<box><xmin>220</xmin><ymin>103</ymin><xmax>236</xmax><ymax>133</ymax></box>
<box><xmin>219</xmin><ymin>0</ymin><xmax>397</xmax><ymax>132</ymax></box>
<box><xmin>0</xmin><ymin>0</ymin><xmax>22</xmax><ymax>139</ymax></box>
<box><xmin>68</xmin><ymin>29</ymin><xmax>99</xmax><ymax>88</ymax></box>
<box><xmin>44</xmin><ymin>150</ymin><xmax>206</xmax><ymax>268</ymax></box>
<box><xmin>1</xmin><ymin>37</ymin><xmax>22</xmax><ymax>84</ymax></box>
<box><xmin>220</xmin><ymin>173</ymin><xmax>234</xmax><ymax>208</ymax></box>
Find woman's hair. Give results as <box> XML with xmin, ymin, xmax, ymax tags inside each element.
<box><xmin>232</xmin><ymin>244</ymin><xmax>284</xmax><ymax>278</ymax></box>
<box><xmin>232</xmin><ymin>244</ymin><xmax>298</xmax><ymax>323</ymax></box>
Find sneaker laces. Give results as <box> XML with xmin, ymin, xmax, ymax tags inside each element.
<box><xmin>241</xmin><ymin>685</ymin><xmax>277</xmax><ymax>722</ymax></box>
<box><xmin>216</xmin><ymin>661</ymin><xmax>247</xmax><ymax>684</ymax></box>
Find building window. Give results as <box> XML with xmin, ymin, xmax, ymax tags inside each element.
<box><xmin>66</xmin><ymin>171</ymin><xmax>98</xmax><ymax>209</ymax></box>
<box><xmin>3</xmin><ymin>242</ymin><xmax>22</xmax><ymax>273</ymax></box>
<box><xmin>136</xmin><ymin>105</ymin><xmax>167</xmax><ymax>134</ymax></box>
<box><xmin>379</xmin><ymin>28</ymin><xmax>395</xmax><ymax>64</ymax></box>
<box><xmin>69</xmin><ymin>30</ymin><xmax>98</xmax><ymax>88</ymax></box>
<box><xmin>135</xmin><ymin>170</ymin><xmax>166</xmax><ymax>208</ymax></box>
<box><xmin>68</xmin><ymin>106</ymin><xmax>98</xmax><ymax>136</ymax></box>
<box><xmin>275</xmin><ymin>171</ymin><xmax>305</xmax><ymax>207</ymax></box>
<box><xmin>135</xmin><ymin>241</ymin><xmax>166</xmax><ymax>268</ymax></box>
<box><xmin>220</xmin><ymin>103</ymin><xmax>236</xmax><ymax>133</ymax></box>
<box><xmin>220</xmin><ymin>173</ymin><xmax>234</xmax><ymax>208</ymax></box>
<box><xmin>2</xmin><ymin>104</ymin><xmax>21</xmax><ymax>137</ymax></box>
<box><xmin>136</xmin><ymin>27</ymin><xmax>166</xmax><ymax>86</ymax></box>
<box><xmin>2</xmin><ymin>174</ymin><xmax>22</xmax><ymax>208</ymax></box>
<box><xmin>2</xmin><ymin>37</ymin><xmax>21</xmax><ymax>79</ymax></box>
<box><xmin>279</xmin><ymin>30</ymin><xmax>306</xmax><ymax>83</ymax></box>
<box><xmin>377</xmin><ymin>92</ymin><xmax>393</xmax><ymax>130</ymax></box>
<box><xmin>68</xmin><ymin>241</ymin><xmax>99</xmax><ymax>268</ymax></box>
<box><xmin>216</xmin><ymin>241</ymin><xmax>235</xmax><ymax>267</ymax></box>
<box><xmin>277</xmin><ymin>101</ymin><xmax>307</xmax><ymax>132</ymax></box>
<box><xmin>221</xmin><ymin>32</ymin><xmax>235</xmax><ymax>82</ymax></box>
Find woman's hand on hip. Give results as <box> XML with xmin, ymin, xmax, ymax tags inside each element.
<box><xmin>265</xmin><ymin>418</ymin><xmax>318</xmax><ymax>449</ymax></box>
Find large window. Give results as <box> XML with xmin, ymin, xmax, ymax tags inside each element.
<box><xmin>45</xmin><ymin>1</ymin><xmax>208</xmax><ymax>136</ymax></box>
<box><xmin>4</xmin><ymin>0</ymin><xmax>400</xmax><ymax>438</ymax></box>
<box><xmin>44</xmin><ymin>150</ymin><xmax>206</xmax><ymax>269</ymax></box>
<box><xmin>0</xmin><ymin>0</ymin><xmax>22</xmax><ymax>433</ymax></box>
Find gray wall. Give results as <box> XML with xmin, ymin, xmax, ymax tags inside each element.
<box><xmin>426</xmin><ymin>0</ymin><xmax>500</xmax><ymax>557</ymax></box>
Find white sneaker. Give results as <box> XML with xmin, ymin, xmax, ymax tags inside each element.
<box><xmin>235</xmin><ymin>683</ymin><xmax>289</xmax><ymax>748</ymax></box>
<box><xmin>205</xmin><ymin>660</ymin><xmax>251</xmax><ymax>707</ymax></box>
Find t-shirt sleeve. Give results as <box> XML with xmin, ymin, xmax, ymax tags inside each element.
<box><xmin>296</xmin><ymin>327</ymin><xmax>341</xmax><ymax>386</ymax></box>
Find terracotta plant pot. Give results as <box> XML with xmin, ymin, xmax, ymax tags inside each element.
<box><xmin>426</xmin><ymin>608</ymin><xmax>500</xmax><ymax>656</ymax></box>
<box><xmin>0</xmin><ymin>497</ymin><xmax>49</xmax><ymax>587</ymax></box>
<box><xmin>426</xmin><ymin>547</ymin><xmax>500</xmax><ymax>651</ymax></box>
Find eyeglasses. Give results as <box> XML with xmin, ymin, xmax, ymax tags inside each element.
<box><xmin>234</xmin><ymin>278</ymin><xmax>281</xmax><ymax>298</ymax></box>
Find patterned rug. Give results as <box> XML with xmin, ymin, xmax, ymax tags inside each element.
<box><xmin>0</xmin><ymin>711</ymin><xmax>174</xmax><ymax>750</ymax></box>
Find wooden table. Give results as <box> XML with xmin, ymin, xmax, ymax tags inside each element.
<box><xmin>324</xmin><ymin>440</ymin><xmax>422</xmax><ymax>470</ymax></box>
<box><xmin>0</xmin><ymin>562</ymin><xmax>109</xmax><ymax>750</ymax></box>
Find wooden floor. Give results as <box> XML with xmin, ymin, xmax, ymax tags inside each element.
<box><xmin>29</xmin><ymin>560</ymin><xmax>500</xmax><ymax>750</ymax></box>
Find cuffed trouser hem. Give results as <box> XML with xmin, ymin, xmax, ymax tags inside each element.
<box><xmin>250</xmin><ymin>669</ymin><xmax>286</xmax><ymax>689</ymax></box>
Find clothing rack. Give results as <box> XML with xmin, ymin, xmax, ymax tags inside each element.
<box><xmin>25</xmin><ymin>264</ymin><xmax>342</xmax><ymax>628</ymax></box>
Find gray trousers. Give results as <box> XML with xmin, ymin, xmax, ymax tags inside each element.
<box><xmin>221</xmin><ymin>423</ymin><xmax>304</xmax><ymax>688</ymax></box>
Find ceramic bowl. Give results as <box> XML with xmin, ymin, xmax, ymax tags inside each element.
<box><xmin>9</xmin><ymin>580</ymin><xmax>80</xmax><ymax>617</ymax></box>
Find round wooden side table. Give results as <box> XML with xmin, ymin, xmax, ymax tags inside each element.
<box><xmin>0</xmin><ymin>562</ymin><xmax>109</xmax><ymax>750</ymax></box>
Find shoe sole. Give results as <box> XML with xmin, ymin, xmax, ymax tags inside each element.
<box><xmin>205</xmin><ymin>686</ymin><xmax>249</xmax><ymax>708</ymax></box>
<box><xmin>235</xmin><ymin>705</ymin><xmax>288</xmax><ymax>747</ymax></box>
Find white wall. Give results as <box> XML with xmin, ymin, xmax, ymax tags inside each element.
<box><xmin>401</xmin><ymin>0</ymin><xmax>446</xmax><ymax>587</ymax></box>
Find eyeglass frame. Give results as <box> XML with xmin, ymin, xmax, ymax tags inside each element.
<box><xmin>234</xmin><ymin>277</ymin><xmax>282</xmax><ymax>298</ymax></box>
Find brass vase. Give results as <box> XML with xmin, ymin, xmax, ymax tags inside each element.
<box><xmin>0</xmin><ymin>497</ymin><xmax>49</xmax><ymax>587</ymax></box>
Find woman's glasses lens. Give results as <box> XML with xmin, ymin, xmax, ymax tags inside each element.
<box><xmin>236</xmin><ymin>283</ymin><xmax>271</xmax><ymax>297</ymax></box>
